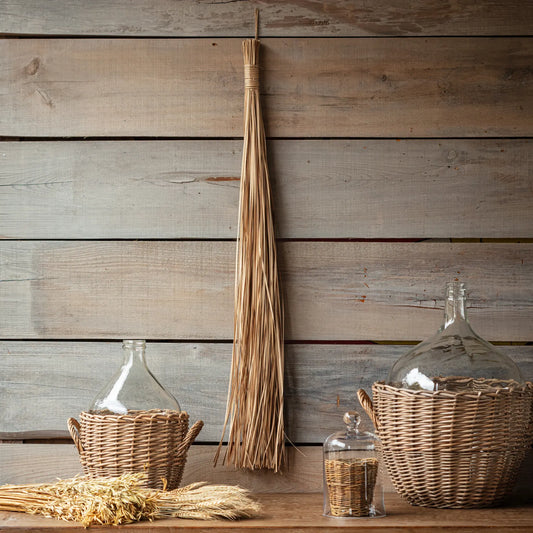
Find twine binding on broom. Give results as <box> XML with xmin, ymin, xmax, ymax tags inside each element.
<box><xmin>215</xmin><ymin>10</ymin><xmax>285</xmax><ymax>472</ymax></box>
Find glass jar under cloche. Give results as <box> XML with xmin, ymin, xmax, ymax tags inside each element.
<box><xmin>387</xmin><ymin>281</ymin><xmax>524</xmax><ymax>391</ymax></box>
<box><xmin>323</xmin><ymin>411</ymin><xmax>385</xmax><ymax>518</ymax></box>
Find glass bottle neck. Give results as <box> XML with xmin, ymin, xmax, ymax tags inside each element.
<box><xmin>443</xmin><ymin>282</ymin><xmax>468</xmax><ymax>329</ymax></box>
<box><xmin>122</xmin><ymin>340</ymin><xmax>147</xmax><ymax>367</ymax></box>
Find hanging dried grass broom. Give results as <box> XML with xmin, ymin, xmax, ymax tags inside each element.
<box><xmin>214</xmin><ymin>10</ymin><xmax>285</xmax><ymax>472</ymax></box>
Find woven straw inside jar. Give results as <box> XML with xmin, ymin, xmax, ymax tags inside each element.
<box><xmin>325</xmin><ymin>457</ymin><xmax>378</xmax><ymax>517</ymax></box>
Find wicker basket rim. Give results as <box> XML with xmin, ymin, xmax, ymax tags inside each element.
<box><xmin>80</xmin><ymin>409</ymin><xmax>188</xmax><ymax>422</ymax></box>
<box><xmin>373</xmin><ymin>380</ymin><xmax>533</xmax><ymax>399</ymax></box>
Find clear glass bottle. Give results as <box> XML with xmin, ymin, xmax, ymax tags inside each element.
<box><xmin>89</xmin><ymin>339</ymin><xmax>180</xmax><ymax>414</ymax></box>
<box><xmin>388</xmin><ymin>281</ymin><xmax>524</xmax><ymax>391</ymax></box>
<box><xmin>323</xmin><ymin>411</ymin><xmax>385</xmax><ymax>518</ymax></box>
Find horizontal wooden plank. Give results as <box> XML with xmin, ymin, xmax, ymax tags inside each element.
<box><xmin>0</xmin><ymin>342</ymin><xmax>396</xmax><ymax>440</ymax></box>
<box><xmin>1</xmin><ymin>139</ymin><xmax>531</xmax><ymax>239</ymax></box>
<box><xmin>1</xmin><ymin>342</ymin><xmax>531</xmax><ymax>440</ymax></box>
<box><xmin>3</xmin><ymin>493</ymin><xmax>533</xmax><ymax>533</ymax></box>
<box><xmin>2</xmin><ymin>0</ymin><xmax>532</xmax><ymax>37</ymax></box>
<box><xmin>0</xmin><ymin>444</ymin><xmax>533</xmax><ymax>533</ymax></box>
<box><xmin>1</xmin><ymin>38</ymin><xmax>531</xmax><ymax>137</ymax></box>
<box><xmin>0</xmin><ymin>443</ymin><xmax>322</xmax><ymax>493</ymax></box>
<box><xmin>1</xmin><ymin>444</ymin><xmax>532</xmax><ymax>499</ymax></box>
<box><xmin>1</xmin><ymin>242</ymin><xmax>533</xmax><ymax>341</ymax></box>
<box><xmin>4</xmin><ymin>492</ymin><xmax>533</xmax><ymax>532</ymax></box>
<box><xmin>0</xmin><ymin>444</ymin><xmax>324</xmax><ymax>493</ymax></box>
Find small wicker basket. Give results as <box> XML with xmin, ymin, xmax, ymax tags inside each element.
<box><xmin>68</xmin><ymin>410</ymin><xmax>203</xmax><ymax>490</ymax></box>
<box><xmin>358</xmin><ymin>379</ymin><xmax>533</xmax><ymax>508</ymax></box>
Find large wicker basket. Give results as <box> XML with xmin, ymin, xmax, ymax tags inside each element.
<box><xmin>68</xmin><ymin>410</ymin><xmax>203</xmax><ymax>490</ymax></box>
<box><xmin>358</xmin><ymin>380</ymin><xmax>533</xmax><ymax>508</ymax></box>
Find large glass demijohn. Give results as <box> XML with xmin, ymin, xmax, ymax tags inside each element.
<box><xmin>387</xmin><ymin>282</ymin><xmax>523</xmax><ymax>391</ymax></box>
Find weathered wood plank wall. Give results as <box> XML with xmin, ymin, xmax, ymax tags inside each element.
<box><xmin>1</xmin><ymin>242</ymin><xmax>533</xmax><ymax>340</ymax></box>
<box><xmin>1</xmin><ymin>140</ymin><xmax>531</xmax><ymax>239</ymax></box>
<box><xmin>2</xmin><ymin>0</ymin><xmax>532</xmax><ymax>36</ymax></box>
<box><xmin>2</xmin><ymin>342</ymin><xmax>533</xmax><ymax>441</ymax></box>
<box><xmin>0</xmin><ymin>0</ymin><xmax>532</xmax><ymax>492</ymax></box>
<box><xmin>1</xmin><ymin>38</ymin><xmax>531</xmax><ymax>137</ymax></box>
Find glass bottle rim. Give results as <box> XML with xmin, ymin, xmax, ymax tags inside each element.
<box><xmin>122</xmin><ymin>339</ymin><xmax>146</xmax><ymax>348</ymax></box>
<box><xmin>446</xmin><ymin>280</ymin><xmax>466</xmax><ymax>297</ymax></box>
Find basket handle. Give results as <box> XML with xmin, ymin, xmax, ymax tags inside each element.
<box><xmin>357</xmin><ymin>389</ymin><xmax>380</xmax><ymax>431</ymax></box>
<box><xmin>177</xmin><ymin>420</ymin><xmax>204</xmax><ymax>456</ymax></box>
<box><xmin>68</xmin><ymin>417</ymin><xmax>84</xmax><ymax>454</ymax></box>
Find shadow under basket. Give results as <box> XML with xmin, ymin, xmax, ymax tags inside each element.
<box><xmin>358</xmin><ymin>380</ymin><xmax>533</xmax><ymax>509</ymax></box>
<box><xmin>68</xmin><ymin>410</ymin><xmax>203</xmax><ymax>490</ymax></box>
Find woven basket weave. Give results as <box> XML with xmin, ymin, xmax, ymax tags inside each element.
<box><xmin>358</xmin><ymin>380</ymin><xmax>533</xmax><ymax>508</ymax></box>
<box><xmin>68</xmin><ymin>410</ymin><xmax>203</xmax><ymax>490</ymax></box>
<box><xmin>324</xmin><ymin>457</ymin><xmax>378</xmax><ymax>517</ymax></box>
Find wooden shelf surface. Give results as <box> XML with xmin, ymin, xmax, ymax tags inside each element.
<box><xmin>1</xmin><ymin>492</ymin><xmax>533</xmax><ymax>532</ymax></box>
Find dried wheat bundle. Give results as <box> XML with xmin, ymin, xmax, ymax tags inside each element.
<box><xmin>215</xmin><ymin>12</ymin><xmax>285</xmax><ymax>472</ymax></box>
<box><xmin>0</xmin><ymin>474</ymin><xmax>159</xmax><ymax>527</ymax></box>
<box><xmin>0</xmin><ymin>473</ymin><xmax>261</xmax><ymax>527</ymax></box>
<box><xmin>156</xmin><ymin>482</ymin><xmax>260</xmax><ymax>520</ymax></box>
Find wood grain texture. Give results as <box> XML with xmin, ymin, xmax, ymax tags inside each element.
<box><xmin>0</xmin><ymin>444</ymin><xmax>325</xmax><ymax>493</ymax></box>
<box><xmin>0</xmin><ymin>341</ymin><xmax>392</xmax><ymax>439</ymax></box>
<box><xmin>1</xmin><ymin>485</ymin><xmax>533</xmax><ymax>531</ymax></box>
<box><xmin>1</xmin><ymin>139</ymin><xmax>532</xmax><ymax>239</ymax></box>
<box><xmin>0</xmin><ymin>443</ymin><xmax>531</xmax><ymax>498</ymax></box>
<box><xmin>1</xmin><ymin>38</ymin><xmax>531</xmax><ymax>137</ymax></box>
<box><xmin>1</xmin><ymin>444</ymin><xmax>531</xmax><ymax>497</ymax></box>
<box><xmin>2</xmin><ymin>0</ymin><xmax>532</xmax><ymax>37</ymax></box>
<box><xmin>1</xmin><ymin>241</ymin><xmax>533</xmax><ymax>341</ymax></box>
<box><xmin>0</xmin><ymin>342</ymin><xmax>532</xmax><ymax>440</ymax></box>
<box><xmin>0</xmin><ymin>342</ymin><xmax>404</xmax><ymax>439</ymax></box>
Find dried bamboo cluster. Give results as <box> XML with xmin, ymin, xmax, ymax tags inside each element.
<box><xmin>0</xmin><ymin>474</ymin><xmax>260</xmax><ymax>527</ymax></box>
<box><xmin>216</xmin><ymin>35</ymin><xmax>285</xmax><ymax>472</ymax></box>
